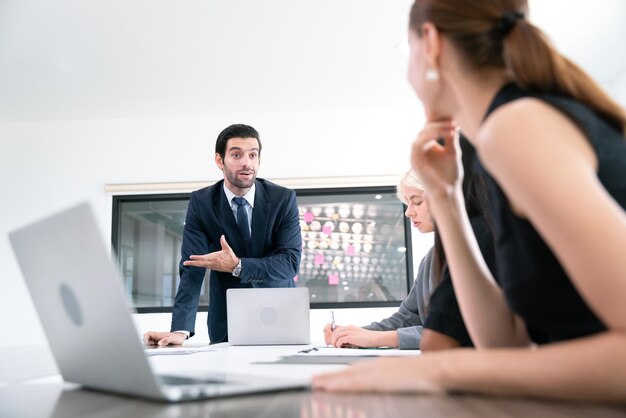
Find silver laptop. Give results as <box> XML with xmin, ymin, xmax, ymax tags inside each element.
<box><xmin>9</xmin><ymin>202</ymin><xmax>308</xmax><ymax>402</ymax></box>
<box><xmin>227</xmin><ymin>288</ymin><xmax>310</xmax><ymax>345</ymax></box>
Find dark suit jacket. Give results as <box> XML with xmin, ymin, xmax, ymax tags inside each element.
<box><xmin>170</xmin><ymin>178</ymin><xmax>302</xmax><ymax>343</ymax></box>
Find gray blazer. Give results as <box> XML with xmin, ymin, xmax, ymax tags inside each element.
<box><xmin>362</xmin><ymin>247</ymin><xmax>434</xmax><ymax>349</ymax></box>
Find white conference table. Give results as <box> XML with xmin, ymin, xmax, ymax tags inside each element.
<box><xmin>2</xmin><ymin>343</ymin><xmax>626</xmax><ymax>418</ymax></box>
<box><xmin>146</xmin><ymin>342</ymin><xmax>349</xmax><ymax>381</ymax></box>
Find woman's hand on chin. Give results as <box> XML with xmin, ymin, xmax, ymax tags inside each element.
<box><xmin>411</xmin><ymin>120</ymin><xmax>462</xmax><ymax>203</ymax></box>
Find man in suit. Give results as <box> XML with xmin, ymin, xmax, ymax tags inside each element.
<box><xmin>143</xmin><ymin>124</ymin><xmax>302</xmax><ymax>345</ymax></box>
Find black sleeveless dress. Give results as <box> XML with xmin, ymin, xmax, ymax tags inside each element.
<box><xmin>475</xmin><ymin>83</ymin><xmax>626</xmax><ymax>344</ymax></box>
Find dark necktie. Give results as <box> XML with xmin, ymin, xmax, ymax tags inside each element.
<box><xmin>233</xmin><ymin>197</ymin><xmax>251</xmax><ymax>254</ymax></box>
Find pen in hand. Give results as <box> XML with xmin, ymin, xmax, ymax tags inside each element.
<box><xmin>331</xmin><ymin>310</ymin><xmax>336</xmax><ymax>332</ymax></box>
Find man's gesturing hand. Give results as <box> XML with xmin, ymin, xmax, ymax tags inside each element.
<box><xmin>183</xmin><ymin>235</ymin><xmax>239</xmax><ymax>273</ymax></box>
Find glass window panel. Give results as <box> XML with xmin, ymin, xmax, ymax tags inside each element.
<box><xmin>113</xmin><ymin>195</ymin><xmax>210</xmax><ymax>311</ymax></box>
<box><xmin>295</xmin><ymin>187</ymin><xmax>411</xmax><ymax>306</ymax></box>
<box><xmin>112</xmin><ymin>186</ymin><xmax>412</xmax><ymax>312</ymax></box>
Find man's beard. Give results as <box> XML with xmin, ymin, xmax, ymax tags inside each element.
<box><xmin>226</xmin><ymin>169</ymin><xmax>256</xmax><ymax>189</ymax></box>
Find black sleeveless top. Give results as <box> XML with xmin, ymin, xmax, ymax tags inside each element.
<box><xmin>476</xmin><ymin>83</ymin><xmax>626</xmax><ymax>344</ymax></box>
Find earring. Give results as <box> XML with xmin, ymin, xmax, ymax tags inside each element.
<box><xmin>426</xmin><ymin>66</ymin><xmax>439</xmax><ymax>82</ymax></box>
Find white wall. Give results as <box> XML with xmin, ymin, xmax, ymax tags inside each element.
<box><xmin>0</xmin><ymin>105</ymin><xmax>434</xmax><ymax>348</ymax></box>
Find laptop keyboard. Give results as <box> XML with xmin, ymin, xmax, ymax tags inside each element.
<box><xmin>159</xmin><ymin>375</ymin><xmax>226</xmax><ymax>385</ymax></box>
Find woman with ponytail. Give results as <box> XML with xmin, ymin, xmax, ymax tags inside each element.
<box><xmin>313</xmin><ymin>0</ymin><xmax>626</xmax><ymax>402</ymax></box>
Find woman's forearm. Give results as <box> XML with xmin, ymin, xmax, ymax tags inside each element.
<box><xmin>437</xmin><ymin>331</ymin><xmax>626</xmax><ymax>403</ymax></box>
<box><xmin>429</xmin><ymin>190</ymin><xmax>529</xmax><ymax>347</ymax></box>
<box><xmin>378</xmin><ymin>331</ymin><xmax>400</xmax><ymax>348</ymax></box>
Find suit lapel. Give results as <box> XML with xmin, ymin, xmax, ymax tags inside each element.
<box><xmin>251</xmin><ymin>181</ymin><xmax>270</xmax><ymax>257</ymax></box>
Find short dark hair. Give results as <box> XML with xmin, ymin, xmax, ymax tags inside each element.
<box><xmin>215</xmin><ymin>124</ymin><xmax>262</xmax><ymax>159</ymax></box>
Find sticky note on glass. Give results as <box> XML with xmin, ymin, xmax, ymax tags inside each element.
<box><xmin>303</xmin><ymin>212</ymin><xmax>314</xmax><ymax>223</ymax></box>
<box><xmin>322</xmin><ymin>225</ymin><xmax>332</xmax><ymax>235</ymax></box>
<box><xmin>293</xmin><ymin>274</ymin><xmax>298</xmax><ymax>282</ymax></box>
<box><xmin>328</xmin><ymin>274</ymin><xmax>339</xmax><ymax>285</ymax></box>
<box><xmin>346</xmin><ymin>244</ymin><xmax>356</xmax><ymax>256</ymax></box>
<box><xmin>314</xmin><ymin>254</ymin><xmax>325</xmax><ymax>265</ymax></box>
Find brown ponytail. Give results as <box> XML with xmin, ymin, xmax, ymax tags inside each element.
<box><xmin>505</xmin><ymin>19</ymin><xmax>626</xmax><ymax>134</ymax></box>
<box><xmin>410</xmin><ymin>0</ymin><xmax>626</xmax><ymax>135</ymax></box>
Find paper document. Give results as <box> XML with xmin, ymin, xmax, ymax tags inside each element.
<box><xmin>253</xmin><ymin>346</ymin><xmax>421</xmax><ymax>365</ymax></box>
<box><xmin>144</xmin><ymin>345</ymin><xmax>216</xmax><ymax>356</ymax></box>
<box><xmin>296</xmin><ymin>346</ymin><xmax>421</xmax><ymax>357</ymax></box>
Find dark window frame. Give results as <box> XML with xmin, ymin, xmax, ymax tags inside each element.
<box><xmin>111</xmin><ymin>185</ymin><xmax>413</xmax><ymax>313</ymax></box>
<box><xmin>294</xmin><ymin>185</ymin><xmax>413</xmax><ymax>309</ymax></box>
<box><xmin>112</xmin><ymin>193</ymin><xmax>191</xmax><ymax>313</ymax></box>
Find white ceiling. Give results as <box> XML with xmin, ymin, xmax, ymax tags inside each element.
<box><xmin>0</xmin><ymin>0</ymin><xmax>624</xmax><ymax>122</ymax></box>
